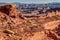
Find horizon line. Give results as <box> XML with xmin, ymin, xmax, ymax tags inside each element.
<box><xmin>0</xmin><ymin>2</ymin><xmax>60</xmax><ymax>4</ymax></box>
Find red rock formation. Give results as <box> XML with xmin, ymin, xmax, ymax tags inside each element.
<box><xmin>0</xmin><ymin>4</ymin><xmax>60</xmax><ymax>40</ymax></box>
<box><xmin>0</xmin><ymin>4</ymin><xmax>17</xmax><ymax>17</ymax></box>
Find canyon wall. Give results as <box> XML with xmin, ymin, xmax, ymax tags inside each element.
<box><xmin>39</xmin><ymin>11</ymin><xmax>60</xmax><ymax>18</ymax></box>
<box><xmin>0</xmin><ymin>4</ymin><xmax>60</xmax><ymax>40</ymax></box>
<box><xmin>0</xmin><ymin>4</ymin><xmax>17</xmax><ymax>17</ymax></box>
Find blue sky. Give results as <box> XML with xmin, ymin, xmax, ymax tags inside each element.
<box><xmin>0</xmin><ymin>0</ymin><xmax>60</xmax><ymax>4</ymax></box>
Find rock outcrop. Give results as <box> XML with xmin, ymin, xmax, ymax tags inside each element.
<box><xmin>0</xmin><ymin>4</ymin><xmax>60</xmax><ymax>40</ymax></box>
<box><xmin>0</xmin><ymin>4</ymin><xmax>16</xmax><ymax>15</ymax></box>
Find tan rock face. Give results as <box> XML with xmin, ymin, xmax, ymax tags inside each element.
<box><xmin>0</xmin><ymin>4</ymin><xmax>60</xmax><ymax>40</ymax></box>
<box><xmin>44</xmin><ymin>20</ymin><xmax>60</xmax><ymax>30</ymax></box>
<box><xmin>39</xmin><ymin>11</ymin><xmax>60</xmax><ymax>18</ymax></box>
<box><xmin>29</xmin><ymin>31</ymin><xmax>50</xmax><ymax>40</ymax></box>
<box><xmin>0</xmin><ymin>4</ymin><xmax>17</xmax><ymax>16</ymax></box>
